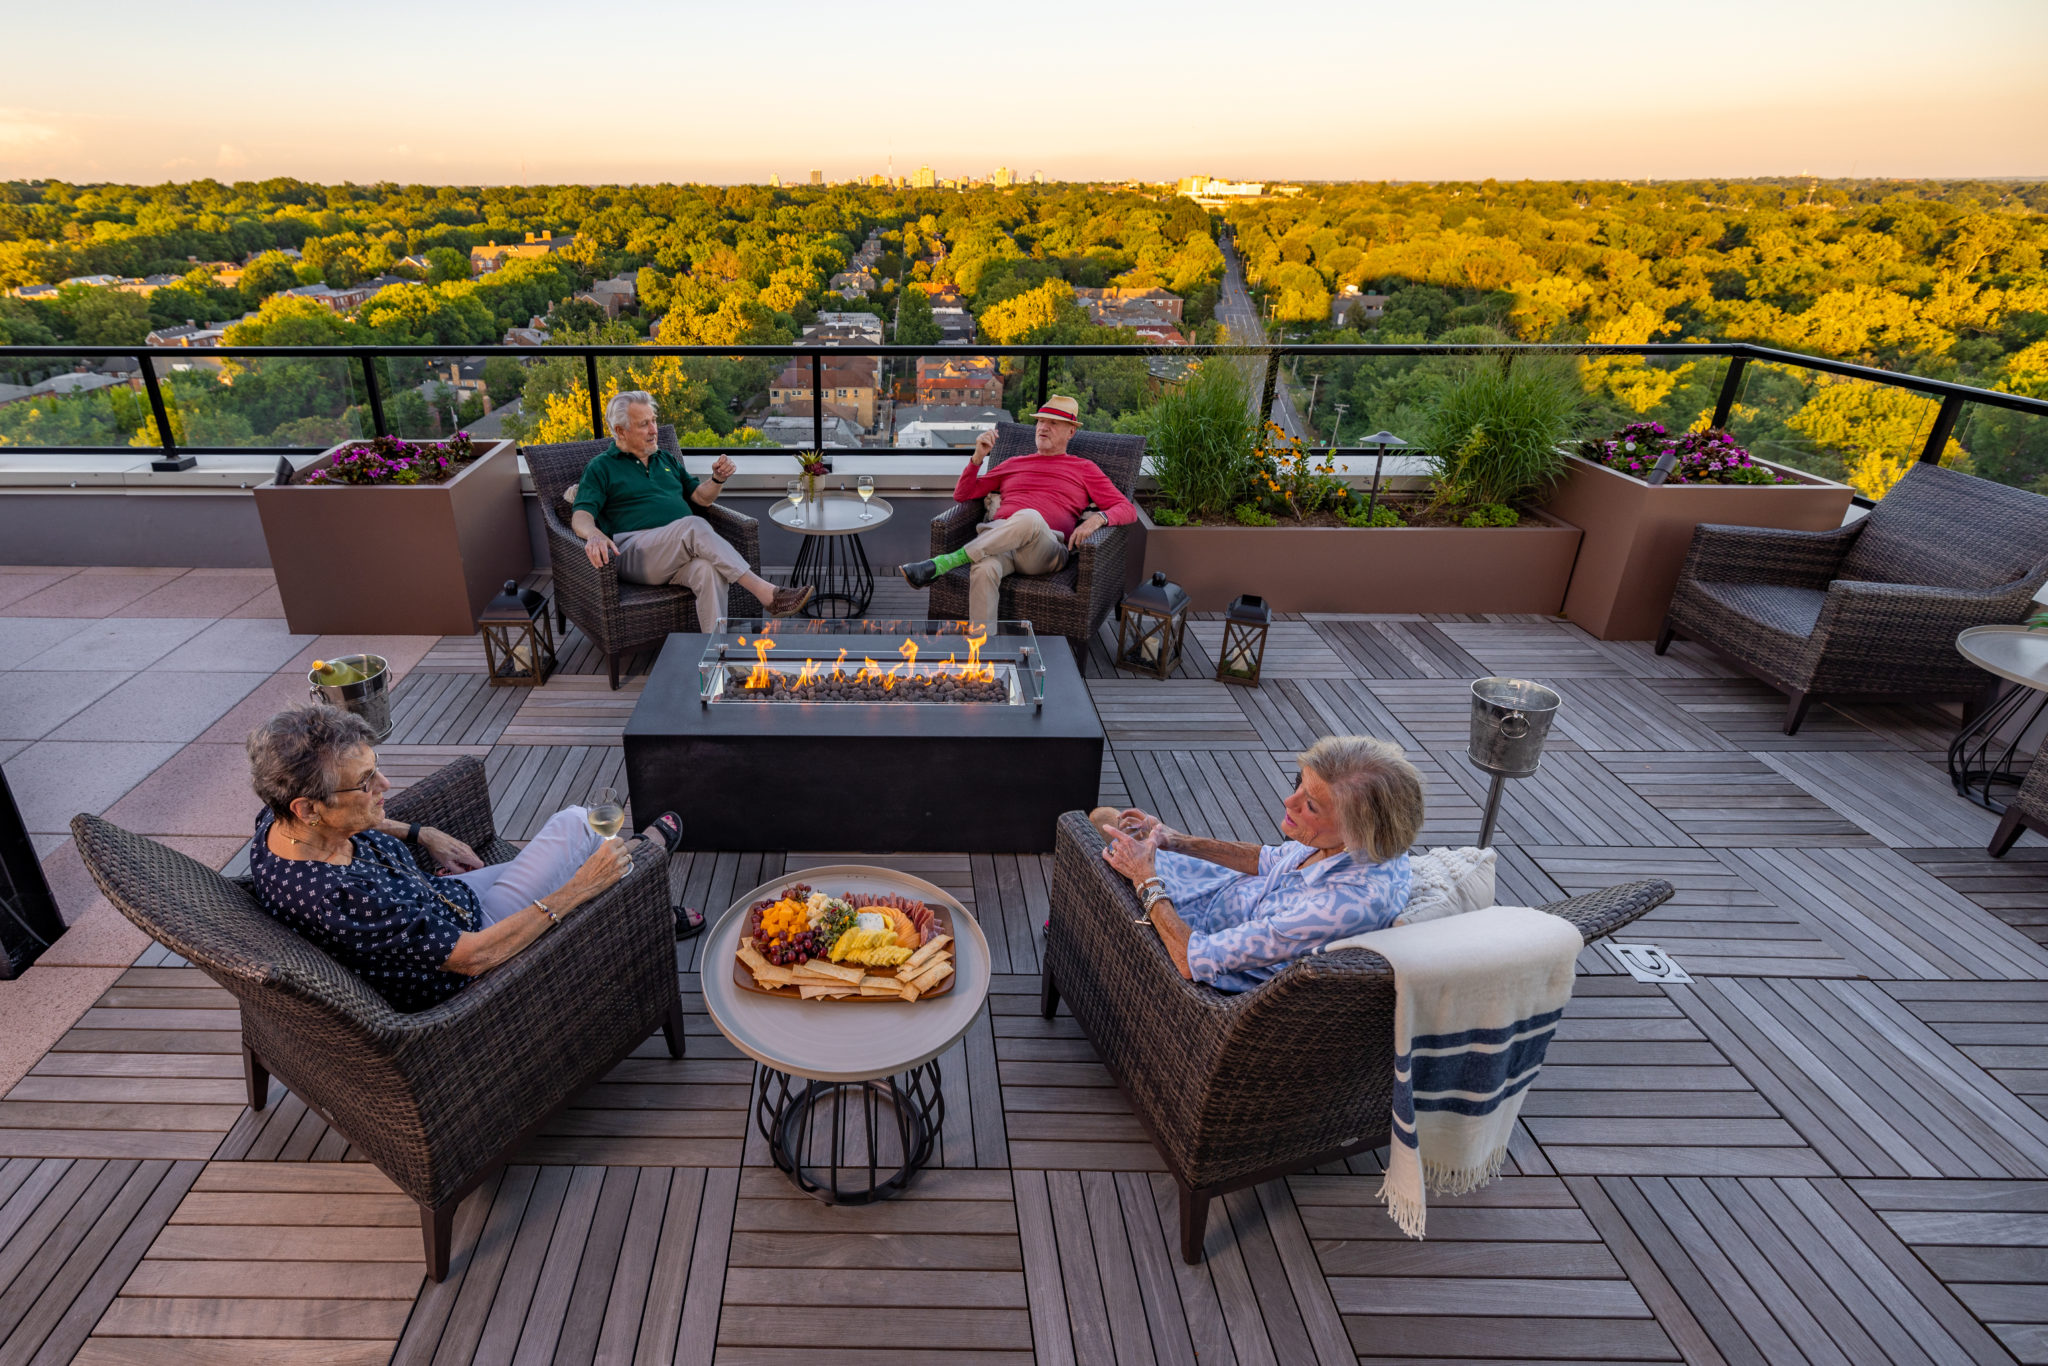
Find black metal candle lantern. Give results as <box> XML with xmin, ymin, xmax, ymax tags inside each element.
<box><xmin>1115</xmin><ymin>571</ymin><xmax>1189</xmax><ymax>680</ymax></box>
<box><xmin>1216</xmin><ymin>594</ymin><xmax>1271</xmax><ymax>686</ymax></box>
<box><xmin>480</xmin><ymin>579</ymin><xmax>557</xmax><ymax>686</ymax></box>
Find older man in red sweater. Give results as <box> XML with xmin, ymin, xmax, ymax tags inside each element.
<box><xmin>901</xmin><ymin>396</ymin><xmax>1135</xmax><ymax>627</ymax></box>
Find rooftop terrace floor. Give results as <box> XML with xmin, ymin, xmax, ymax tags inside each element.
<box><xmin>0</xmin><ymin>562</ymin><xmax>2045</xmax><ymax>1365</ymax></box>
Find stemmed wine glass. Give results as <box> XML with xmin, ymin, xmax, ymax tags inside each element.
<box><xmin>785</xmin><ymin>478</ymin><xmax>805</xmax><ymax>528</ymax></box>
<box><xmin>857</xmin><ymin>474</ymin><xmax>875</xmax><ymax>521</ymax></box>
<box><xmin>587</xmin><ymin>787</ymin><xmax>625</xmax><ymax>842</ymax></box>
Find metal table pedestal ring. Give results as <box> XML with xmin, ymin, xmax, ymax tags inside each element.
<box><xmin>770</xmin><ymin>492</ymin><xmax>894</xmax><ymax>620</ymax></box>
<box><xmin>1948</xmin><ymin>626</ymin><xmax>2048</xmax><ymax>812</ymax></box>
<box><xmin>754</xmin><ymin>1060</ymin><xmax>943</xmax><ymax>1204</ymax></box>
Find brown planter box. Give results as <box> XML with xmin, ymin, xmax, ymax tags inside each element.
<box><xmin>1134</xmin><ymin>506</ymin><xmax>1584</xmax><ymax>615</ymax></box>
<box><xmin>1541</xmin><ymin>454</ymin><xmax>1854</xmax><ymax>641</ymax></box>
<box><xmin>254</xmin><ymin>438</ymin><xmax>530</xmax><ymax>635</ymax></box>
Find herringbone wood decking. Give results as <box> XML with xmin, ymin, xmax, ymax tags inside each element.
<box><xmin>3</xmin><ymin>562</ymin><xmax>2045</xmax><ymax>1364</ymax></box>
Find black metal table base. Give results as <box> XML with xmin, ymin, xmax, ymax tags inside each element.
<box><xmin>1949</xmin><ymin>681</ymin><xmax>2048</xmax><ymax>812</ymax></box>
<box><xmin>786</xmin><ymin>530</ymin><xmax>875</xmax><ymax>619</ymax></box>
<box><xmin>754</xmin><ymin>1060</ymin><xmax>943</xmax><ymax>1204</ymax></box>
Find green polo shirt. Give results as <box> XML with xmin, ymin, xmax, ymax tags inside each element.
<box><xmin>570</xmin><ymin>442</ymin><xmax>700</xmax><ymax>537</ymax></box>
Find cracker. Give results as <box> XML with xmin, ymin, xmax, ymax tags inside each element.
<box><xmin>907</xmin><ymin>959</ymin><xmax>955</xmax><ymax>994</ymax></box>
<box><xmin>795</xmin><ymin>958</ymin><xmax>864</xmax><ymax>985</ymax></box>
<box><xmin>797</xmin><ymin>984</ymin><xmax>854</xmax><ymax>999</ymax></box>
<box><xmin>902</xmin><ymin>934</ymin><xmax>952</xmax><ymax>973</ymax></box>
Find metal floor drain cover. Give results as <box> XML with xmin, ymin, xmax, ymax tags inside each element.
<box><xmin>1606</xmin><ymin>942</ymin><xmax>1692</xmax><ymax>984</ymax></box>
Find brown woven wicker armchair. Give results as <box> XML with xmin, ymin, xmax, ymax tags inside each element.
<box><xmin>1657</xmin><ymin>463</ymin><xmax>2048</xmax><ymax>734</ymax></box>
<box><xmin>69</xmin><ymin>756</ymin><xmax>682</xmax><ymax>1281</ymax></box>
<box><xmin>526</xmin><ymin>426</ymin><xmax>762</xmax><ymax>689</ymax></box>
<box><xmin>1041</xmin><ymin>812</ymin><xmax>1672</xmax><ymax>1264</ymax></box>
<box><xmin>926</xmin><ymin>422</ymin><xmax>1144</xmax><ymax>656</ymax></box>
<box><xmin>1991</xmin><ymin>758</ymin><xmax>2048</xmax><ymax>857</ymax></box>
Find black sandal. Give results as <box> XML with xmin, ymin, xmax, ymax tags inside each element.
<box><xmin>637</xmin><ymin>811</ymin><xmax>683</xmax><ymax>855</ymax></box>
<box><xmin>674</xmin><ymin>906</ymin><xmax>706</xmax><ymax>940</ymax></box>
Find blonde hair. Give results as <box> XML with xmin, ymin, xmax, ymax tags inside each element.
<box><xmin>1299</xmin><ymin>735</ymin><xmax>1425</xmax><ymax>862</ymax></box>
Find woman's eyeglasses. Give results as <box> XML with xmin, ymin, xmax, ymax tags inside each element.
<box><xmin>332</xmin><ymin>766</ymin><xmax>383</xmax><ymax>797</ymax></box>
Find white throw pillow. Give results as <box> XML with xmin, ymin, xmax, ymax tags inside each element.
<box><xmin>1396</xmin><ymin>846</ymin><xmax>1497</xmax><ymax>926</ymax></box>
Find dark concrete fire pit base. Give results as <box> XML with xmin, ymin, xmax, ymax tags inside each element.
<box><xmin>624</xmin><ymin>633</ymin><xmax>1104</xmax><ymax>852</ymax></box>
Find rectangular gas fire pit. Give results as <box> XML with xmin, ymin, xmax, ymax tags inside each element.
<box><xmin>623</xmin><ymin>620</ymin><xmax>1103</xmax><ymax>852</ymax></box>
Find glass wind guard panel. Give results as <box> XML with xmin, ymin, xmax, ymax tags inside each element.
<box><xmin>699</xmin><ymin>619</ymin><xmax>1045</xmax><ymax>706</ymax></box>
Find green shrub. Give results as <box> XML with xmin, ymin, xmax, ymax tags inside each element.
<box><xmin>1150</xmin><ymin>361</ymin><xmax>1262</xmax><ymax>519</ymax></box>
<box><xmin>1232</xmin><ymin>502</ymin><xmax>1277</xmax><ymax>527</ymax></box>
<box><xmin>1150</xmin><ymin>506</ymin><xmax>1188</xmax><ymax>526</ymax></box>
<box><xmin>1460</xmin><ymin>503</ymin><xmax>1521</xmax><ymax>527</ymax></box>
<box><xmin>1419</xmin><ymin>355</ymin><xmax>1588</xmax><ymax>513</ymax></box>
<box><xmin>1341</xmin><ymin>501</ymin><xmax>1403</xmax><ymax>527</ymax></box>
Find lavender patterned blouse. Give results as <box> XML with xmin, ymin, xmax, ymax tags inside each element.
<box><xmin>1155</xmin><ymin>842</ymin><xmax>1412</xmax><ymax>992</ymax></box>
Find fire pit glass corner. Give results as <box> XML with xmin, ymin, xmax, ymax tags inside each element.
<box><xmin>698</xmin><ymin>618</ymin><xmax>1047</xmax><ymax>711</ymax></box>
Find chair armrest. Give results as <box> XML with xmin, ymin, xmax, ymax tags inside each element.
<box><xmin>1807</xmin><ymin>575</ymin><xmax>2047</xmax><ymax>671</ymax></box>
<box><xmin>697</xmin><ymin>501</ymin><xmax>762</xmax><ymax>572</ymax></box>
<box><xmin>1680</xmin><ymin>520</ymin><xmax>1862</xmax><ymax>590</ymax></box>
<box><xmin>540</xmin><ymin>498</ymin><xmax>622</xmax><ymax>614</ymax></box>
<box><xmin>931</xmin><ymin>501</ymin><xmax>982</xmax><ymax>557</ymax></box>
<box><xmin>1069</xmin><ymin>522</ymin><xmax>1129</xmax><ymax>609</ymax></box>
<box><xmin>382</xmin><ymin>756</ymin><xmax>497</xmax><ymax>852</ymax></box>
<box><xmin>1539</xmin><ymin>878</ymin><xmax>1673</xmax><ymax>943</ymax></box>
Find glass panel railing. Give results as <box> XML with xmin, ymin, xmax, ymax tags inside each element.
<box><xmin>1721</xmin><ymin>360</ymin><xmax>1944</xmax><ymax>500</ymax></box>
<box><xmin>1951</xmin><ymin>400</ymin><xmax>2048</xmax><ymax>495</ymax></box>
<box><xmin>160</xmin><ymin>353</ymin><xmax>370</xmax><ymax>449</ymax></box>
<box><xmin>0</xmin><ymin>354</ymin><xmax>155</xmax><ymax>449</ymax></box>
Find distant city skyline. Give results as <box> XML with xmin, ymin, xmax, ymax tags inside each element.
<box><xmin>2</xmin><ymin>0</ymin><xmax>2043</xmax><ymax>185</ymax></box>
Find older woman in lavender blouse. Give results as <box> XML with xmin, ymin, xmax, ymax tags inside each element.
<box><xmin>1095</xmin><ymin>736</ymin><xmax>1426</xmax><ymax>992</ymax></box>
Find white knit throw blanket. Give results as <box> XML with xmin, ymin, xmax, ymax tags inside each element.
<box><xmin>1346</xmin><ymin>905</ymin><xmax>1582</xmax><ymax>1237</ymax></box>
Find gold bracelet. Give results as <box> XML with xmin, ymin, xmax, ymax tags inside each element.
<box><xmin>534</xmin><ymin>899</ymin><xmax>559</xmax><ymax>926</ymax></box>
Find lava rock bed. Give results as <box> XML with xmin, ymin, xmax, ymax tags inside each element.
<box><xmin>724</xmin><ymin>668</ymin><xmax>1009</xmax><ymax>703</ymax></box>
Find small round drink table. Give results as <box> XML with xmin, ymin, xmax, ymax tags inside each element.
<box><xmin>701</xmin><ymin>864</ymin><xmax>990</xmax><ymax>1205</ymax></box>
<box><xmin>1949</xmin><ymin>625</ymin><xmax>2048</xmax><ymax>811</ymax></box>
<box><xmin>769</xmin><ymin>491</ymin><xmax>893</xmax><ymax>618</ymax></box>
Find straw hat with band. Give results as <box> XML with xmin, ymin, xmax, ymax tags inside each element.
<box><xmin>1031</xmin><ymin>395</ymin><xmax>1083</xmax><ymax>427</ymax></box>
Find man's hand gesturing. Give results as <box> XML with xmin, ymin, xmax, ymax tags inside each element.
<box><xmin>972</xmin><ymin>429</ymin><xmax>997</xmax><ymax>462</ymax></box>
<box><xmin>584</xmin><ymin>534</ymin><xmax>618</xmax><ymax>568</ymax></box>
<box><xmin>711</xmin><ymin>454</ymin><xmax>737</xmax><ymax>483</ymax></box>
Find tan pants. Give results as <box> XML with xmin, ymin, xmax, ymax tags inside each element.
<box><xmin>615</xmin><ymin>517</ymin><xmax>750</xmax><ymax>633</ymax></box>
<box><xmin>964</xmin><ymin>509</ymin><xmax>1068</xmax><ymax>628</ymax></box>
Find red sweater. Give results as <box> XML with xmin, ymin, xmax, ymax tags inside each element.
<box><xmin>951</xmin><ymin>451</ymin><xmax>1135</xmax><ymax>538</ymax></box>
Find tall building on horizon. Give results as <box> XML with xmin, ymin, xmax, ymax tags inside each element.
<box><xmin>1032</xmin><ymin>170</ymin><xmax>1044</xmax><ymax>184</ymax></box>
<box><xmin>993</xmin><ymin>166</ymin><xmax>1013</xmax><ymax>188</ymax></box>
<box><xmin>809</xmin><ymin>170</ymin><xmax>823</xmax><ymax>186</ymax></box>
<box><xmin>769</xmin><ymin>173</ymin><xmax>781</xmax><ymax>187</ymax></box>
<box><xmin>913</xmin><ymin>165</ymin><xmax>936</xmax><ymax>189</ymax></box>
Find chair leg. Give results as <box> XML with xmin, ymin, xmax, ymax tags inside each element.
<box><xmin>608</xmin><ymin>652</ymin><xmax>622</xmax><ymax>691</ymax></box>
<box><xmin>1654</xmin><ymin>619</ymin><xmax>1675</xmax><ymax>656</ymax></box>
<box><xmin>421</xmin><ymin>1199</ymin><xmax>456</xmax><ymax>1283</ymax></box>
<box><xmin>1040</xmin><ymin>968</ymin><xmax>1060</xmax><ymax>1020</ymax></box>
<box><xmin>663</xmin><ymin>1000</ymin><xmax>687</xmax><ymax>1058</ymax></box>
<box><xmin>241</xmin><ymin>1042</ymin><xmax>270</xmax><ymax>1111</ymax></box>
<box><xmin>1990</xmin><ymin>806</ymin><xmax>2027</xmax><ymax>859</ymax></box>
<box><xmin>1783</xmin><ymin>691</ymin><xmax>1812</xmax><ymax>736</ymax></box>
<box><xmin>1179</xmin><ymin>1182</ymin><xmax>1211</xmax><ymax>1264</ymax></box>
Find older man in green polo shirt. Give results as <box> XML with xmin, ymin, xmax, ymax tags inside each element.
<box><xmin>571</xmin><ymin>390</ymin><xmax>811</xmax><ymax>630</ymax></box>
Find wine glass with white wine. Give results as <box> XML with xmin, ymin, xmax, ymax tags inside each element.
<box><xmin>588</xmin><ymin>787</ymin><xmax>626</xmax><ymax>842</ymax></box>
<box><xmin>786</xmin><ymin>478</ymin><xmax>805</xmax><ymax>528</ymax></box>
<box><xmin>857</xmin><ymin>474</ymin><xmax>875</xmax><ymax>521</ymax></box>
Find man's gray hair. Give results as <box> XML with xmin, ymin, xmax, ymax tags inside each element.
<box><xmin>1299</xmin><ymin>735</ymin><xmax>1426</xmax><ymax>863</ymax></box>
<box><xmin>247</xmin><ymin>704</ymin><xmax>377</xmax><ymax>821</ymax></box>
<box><xmin>605</xmin><ymin>389</ymin><xmax>656</xmax><ymax>435</ymax></box>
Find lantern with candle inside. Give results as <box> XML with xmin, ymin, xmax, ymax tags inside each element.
<box><xmin>1215</xmin><ymin>594</ymin><xmax>1271</xmax><ymax>686</ymax></box>
<box><xmin>479</xmin><ymin>579</ymin><xmax>557</xmax><ymax>686</ymax></box>
<box><xmin>1114</xmin><ymin>571</ymin><xmax>1189</xmax><ymax>680</ymax></box>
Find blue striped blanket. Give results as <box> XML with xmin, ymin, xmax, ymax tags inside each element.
<box><xmin>1342</xmin><ymin>904</ymin><xmax>1582</xmax><ymax>1237</ymax></box>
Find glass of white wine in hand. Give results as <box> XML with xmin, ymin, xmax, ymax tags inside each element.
<box><xmin>588</xmin><ymin>787</ymin><xmax>626</xmax><ymax>842</ymax></box>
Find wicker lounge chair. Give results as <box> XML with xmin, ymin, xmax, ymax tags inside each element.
<box><xmin>925</xmin><ymin>422</ymin><xmax>1144</xmax><ymax>656</ymax></box>
<box><xmin>1656</xmin><ymin>463</ymin><xmax>2048</xmax><ymax>733</ymax></box>
<box><xmin>1040</xmin><ymin>812</ymin><xmax>1672</xmax><ymax>1263</ymax></box>
<box><xmin>526</xmin><ymin>426</ymin><xmax>763</xmax><ymax>689</ymax></box>
<box><xmin>1991</xmin><ymin>758</ymin><xmax>2048</xmax><ymax>857</ymax></box>
<box><xmin>69</xmin><ymin>756</ymin><xmax>683</xmax><ymax>1281</ymax></box>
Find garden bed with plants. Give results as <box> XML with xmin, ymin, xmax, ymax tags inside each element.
<box><xmin>1135</xmin><ymin>357</ymin><xmax>1587</xmax><ymax>614</ymax></box>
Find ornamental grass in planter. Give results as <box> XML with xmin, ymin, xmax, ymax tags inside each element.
<box><xmin>1544</xmin><ymin>420</ymin><xmax>1855</xmax><ymax>641</ymax></box>
<box><xmin>254</xmin><ymin>431</ymin><xmax>530</xmax><ymax>636</ymax></box>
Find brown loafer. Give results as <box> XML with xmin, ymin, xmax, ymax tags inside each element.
<box><xmin>767</xmin><ymin>585</ymin><xmax>814</xmax><ymax>617</ymax></box>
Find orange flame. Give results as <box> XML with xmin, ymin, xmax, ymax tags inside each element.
<box><xmin>831</xmin><ymin>647</ymin><xmax>847</xmax><ymax>680</ymax></box>
<box><xmin>963</xmin><ymin>628</ymin><xmax>993</xmax><ymax>682</ymax></box>
<box><xmin>744</xmin><ymin>637</ymin><xmax>776</xmax><ymax>689</ymax></box>
<box><xmin>794</xmin><ymin>656</ymin><xmax>819</xmax><ymax>687</ymax></box>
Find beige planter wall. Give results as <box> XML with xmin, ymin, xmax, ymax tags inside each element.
<box><xmin>1542</xmin><ymin>455</ymin><xmax>1854</xmax><ymax>641</ymax></box>
<box><xmin>1134</xmin><ymin>507</ymin><xmax>1584</xmax><ymax>615</ymax></box>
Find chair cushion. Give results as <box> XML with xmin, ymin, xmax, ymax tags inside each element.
<box><xmin>1837</xmin><ymin>463</ymin><xmax>2048</xmax><ymax>589</ymax></box>
<box><xmin>1690</xmin><ymin>580</ymin><xmax>1827</xmax><ymax>640</ymax></box>
<box><xmin>1395</xmin><ymin>846</ymin><xmax>1497</xmax><ymax>925</ymax></box>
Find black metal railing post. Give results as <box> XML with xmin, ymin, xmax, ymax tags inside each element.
<box><xmin>1259</xmin><ymin>347</ymin><xmax>1280</xmax><ymax>423</ymax></box>
<box><xmin>138</xmin><ymin>355</ymin><xmax>192</xmax><ymax>472</ymax></box>
<box><xmin>1037</xmin><ymin>353</ymin><xmax>1050</xmax><ymax>409</ymax></box>
<box><xmin>1711</xmin><ymin>354</ymin><xmax>1749</xmax><ymax>429</ymax></box>
<box><xmin>1920</xmin><ymin>393</ymin><xmax>1965</xmax><ymax>465</ymax></box>
<box><xmin>811</xmin><ymin>351</ymin><xmax>824</xmax><ymax>451</ymax></box>
<box><xmin>359</xmin><ymin>353</ymin><xmax>388</xmax><ymax>437</ymax></box>
<box><xmin>585</xmin><ymin>354</ymin><xmax>603</xmax><ymax>441</ymax></box>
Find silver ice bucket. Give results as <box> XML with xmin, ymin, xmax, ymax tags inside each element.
<box><xmin>1468</xmin><ymin>676</ymin><xmax>1559</xmax><ymax>778</ymax></box>
<box><xmin>308</xmin><ymin>653</ymin><xmax>392</xmax><ymax>742</ymax></box>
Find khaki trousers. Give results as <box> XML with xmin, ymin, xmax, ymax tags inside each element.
<box><xmin>614</xmin><ymin>517</ymin><xmax>750</xmax><ymax>633</ymax></box>
<box><xmin>964</xmin><ymin>509</ymin><xmax>1068</xmax><ymax>628</ymax></box>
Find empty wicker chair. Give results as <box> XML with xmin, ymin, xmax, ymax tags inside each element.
<box><xmin>925</xmin><ymin>422</ymin><xmax>1145</xmax><ymax>657</ymax></box>
<box><xmin>526</xmin><ymin>425</ymin><xmax>762</xmax><ymax>689</ymax></box>
<box><xmin>1991</xmin><ymin>758</ymin><xmax>2047</xmax><ymax>857</ymax></box>
<box><xmin>1657</xmin><ymin>463</ymin><xmax>2048</xmax><ymax>733</ymax></box>
<box><xmin>1040</xmin><ymin>812</ymin><xmax>1671</xmax><ymax>1263</ymax></box>
<box><xmin>70</xmin><ymin>756</ymin><xmax>682</xmax><ymax>1280</ymax></box>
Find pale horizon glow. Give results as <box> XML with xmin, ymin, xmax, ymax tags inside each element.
<box><xmin>3</xmin><ymin>0</ymin><xmax>2045</xmax><ymax>185</ymax></box>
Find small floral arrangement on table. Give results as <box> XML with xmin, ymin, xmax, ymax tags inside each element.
<box><xmin>304</xmin><ymin>432</ymin><xmax>476</xmax><ymax>486</ymax></box>
<box><xmin>1578</xmin><ymin>422</ymin><xmax>1787</xmax><ymax>486</ymax></box>
<box><xmin>797</xmin><ymin>450</ymin><xmax>831</xmax><ymax>478</ymax></box>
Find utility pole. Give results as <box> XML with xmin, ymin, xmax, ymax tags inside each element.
<box><xmin>1331</xmin><ymin>401</ymin><xmax>1349</xmax><ymax>449</ymax></box>
<box><xmin>1306</xmin><ymin>372</ymin><xmax>1321</xmax><ymax>434</ymax></box>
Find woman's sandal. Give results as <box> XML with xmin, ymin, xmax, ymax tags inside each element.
<box><xmin>636</xmin><ymin>811</ymin><xmax>683</xmax><ymax>855</ymax></box>
<box><xmin>674</xmin><ymin>906</ymin><xmax>706</xmax><ymax>941</ymax></box>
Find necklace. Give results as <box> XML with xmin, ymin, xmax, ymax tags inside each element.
<box><xmin>275</xmin><ymin>824</ymin><xmax>349</xmax><ymax>864</ymax></box>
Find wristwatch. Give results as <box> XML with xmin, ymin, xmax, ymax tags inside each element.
<box><xmin>404</xmin><ymin>822</ymin><xmax>421</xmax><ymax>845</ymax></box>
<box><xmin>1134</xmin><ymin>876</ymin><xmax>1166</xmax><ymax>922</ymax></box>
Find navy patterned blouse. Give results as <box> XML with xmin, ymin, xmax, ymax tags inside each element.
<box><xmin>250</xmin><ymin>811</ymin><xmax>482</xmax><ymax>1013</ymax></box>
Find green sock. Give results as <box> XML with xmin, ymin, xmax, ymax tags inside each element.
<box><xmin>931</xmin><ymin>549</ymin><xmax>971</xmax><ymax>574</ymax></box>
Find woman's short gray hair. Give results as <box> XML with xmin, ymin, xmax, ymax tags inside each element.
<box><xmin>1299</xmin><ymin>735</ymin><xmax>1426</xmax><ymax>863</ymax></box>
<box><xmin>605</xmin><ymin>389</ymin><xmax>656</xmax><ymax>435</ymax></box>
<box><xmin>247</xmin><ymin>705</ymin><xmax>377</xmax><ymax>821</ymax></box>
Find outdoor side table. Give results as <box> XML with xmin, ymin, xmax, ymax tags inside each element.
<box><xmin>700</xmin><ymin>863</ymin><xmax>990</xmax><ymax>1205</ymax></box>
<box><xmin>769</xmin><ymin>491</ymin><xmax>893</xmax><ymax>618</ymax></box>
<box><xmin>1949</xmin><ymin>624</ymin><xmax>2048</xmax><ymax>811</ymax></box>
